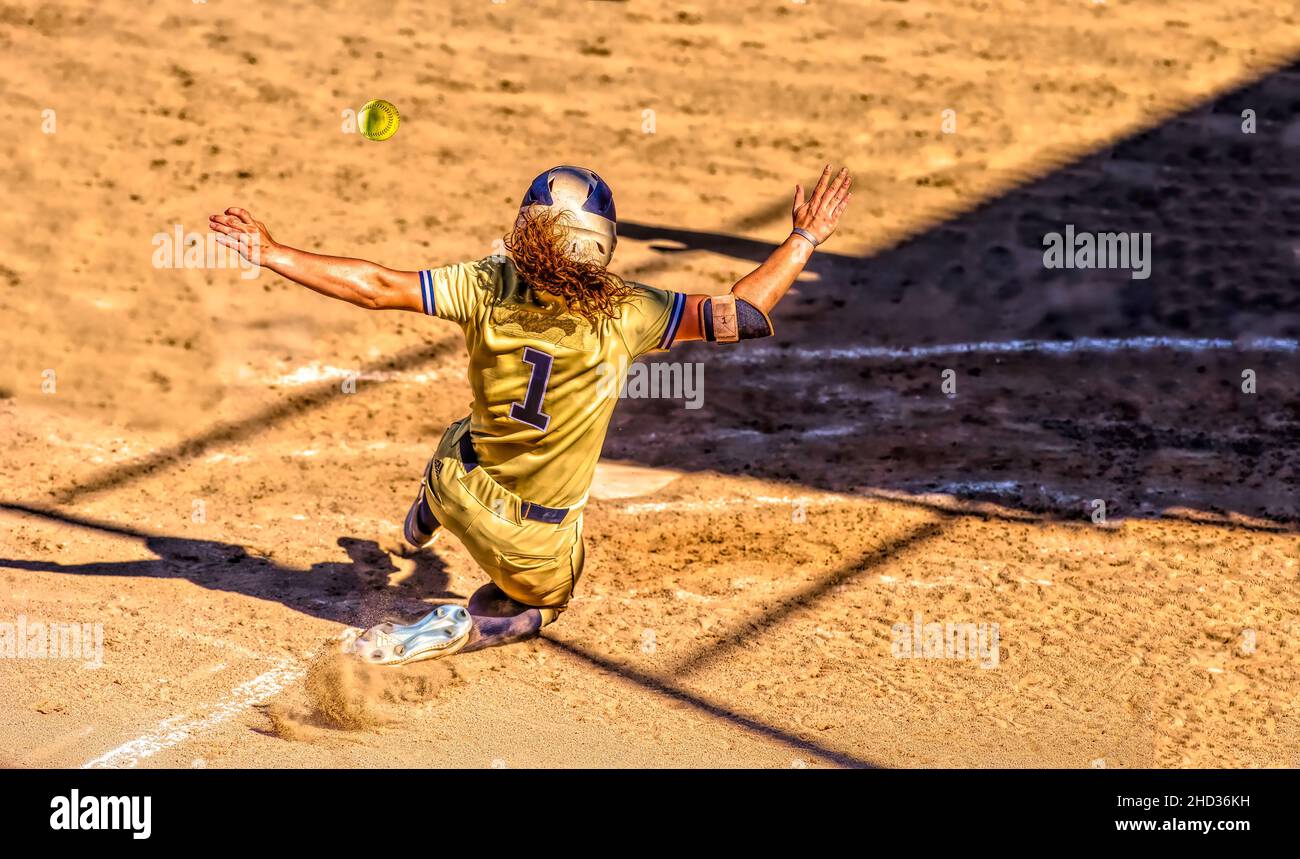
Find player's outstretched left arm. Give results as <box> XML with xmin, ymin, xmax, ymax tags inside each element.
<box><xmin>208</xmin><ymin>207</ymin><xmax>424</xmax><ymax>312</ymax></box>
<box><xmin>673</xmin><ymin>165</ymin><xmax>851</xmax><ymax>343</ymax></box>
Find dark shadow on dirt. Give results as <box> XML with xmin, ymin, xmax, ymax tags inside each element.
<box><xmin>0</xmin><ymin>503</ymin><xmax>459</xmax><ymax>626</ymax></box>
<box><xmin>608</xmin><ymin>62</ymin><xmax>1300</xmax><ymax>526</ymax></box>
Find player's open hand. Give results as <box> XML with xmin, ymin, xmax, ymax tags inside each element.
<box><xmin>792</xmin><ymin>165</ymin><xmax>852</xmax><ymax>245</ymax></box>
<box><xmin>208</xmin><ymin>207</ymin><xmax>277</xmax><ymax>265</ymax></box>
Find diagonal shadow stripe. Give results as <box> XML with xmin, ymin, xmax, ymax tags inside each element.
<box><xmin>625</xmin><ymin>51</ymin><xmax>1300</xmax><ymax>296</ymax></box>
<box><xmin>52</xmin><ymin>337</ymin><xmax>461</xmax><ymax>504</ymax></box>
<box><xmin>537</xmin><ymin>518</ymin><xmax>950</xmax><ymax>769</ymax></box>
<box><xmin>0</xmin><ymin>501</ymin><xmax>154</xmax><ymax>541</ymax></box>
<box><xmin>665</xmin><ymin>518</ymin><xmax>950</xmax><ymax>678</ymax></box>
<box><xmin>542</xmin><ymin>636</ymin><xmax>878</xmax><ymax>769</ymax></box>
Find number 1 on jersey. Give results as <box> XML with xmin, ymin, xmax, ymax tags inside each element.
<box><xmin>509</xmin><ymin>346</ymin><xmax>553</xmax><ymax>432</ymax></box>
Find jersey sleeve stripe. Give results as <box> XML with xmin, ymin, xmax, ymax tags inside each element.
<box><xmin>658</xmin><ymin>291</ymin><xmax>687</xmax><ymax>349</ymax></box>
<box><xmin>419</xmin><ymin>270</ymin><xmax>434</xmax><ymax>316</ymax></box>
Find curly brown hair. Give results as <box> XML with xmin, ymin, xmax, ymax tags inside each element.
<box><xmin>503</xmin><ymin>208</ymin><xmax>633</xmax><ymax>323</ymax></box>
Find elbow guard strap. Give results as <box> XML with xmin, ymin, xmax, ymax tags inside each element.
<box><xmin>700</xmin><ymin>295</ymin><xmax>774</xmax><ymax>343</ymax></box>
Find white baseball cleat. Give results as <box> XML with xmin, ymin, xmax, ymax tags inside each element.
<box><xmin>346</xmin><ymin>605</ymin><xmax>473</xmax><ymax>666</ymax></box>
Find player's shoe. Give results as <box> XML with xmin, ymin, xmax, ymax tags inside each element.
<box><xmin>346</xmin><ymin>605</ymin><xmax>473</xmax><ymax>666</ymax></box>
<box><xmin>403</xmin><ymin>488</ymin><xmax>442</xmax><ymax>549</ymax></box>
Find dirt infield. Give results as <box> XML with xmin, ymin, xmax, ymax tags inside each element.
<box><xmin>1</xmin><ymin>1</ymin><xmax>1298</xmax><ymax>768</ymax></box>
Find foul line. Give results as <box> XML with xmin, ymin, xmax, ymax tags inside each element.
<box><xmin>80</xmin><ymin>659</ymin><xmax>305</xmax><ymax>769</ymax></box>
<box><xmin>724</xmin><ymin>336</ymin><xmax>1299</xmax><ymax>363</ymax></box>
<box><xmin>80</xmin><ymin>630</ymin><xmax>353</xmax><ymax>769</ymax></box>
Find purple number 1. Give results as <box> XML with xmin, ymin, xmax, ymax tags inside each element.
<box><xmin>509</xmin><ymin>347</ymin><xmax>553</xmax><ymax>432</ymax></box>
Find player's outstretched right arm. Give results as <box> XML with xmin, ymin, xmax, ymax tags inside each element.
<box><xmin>208</xmin><ymin>207</ymin><xmax>425</xmax><ymax>312</ymax></box>
<box><xmin>673</xmin><ymin>165</ymin><xmax>851</xmax><ymax>343</ymax></box>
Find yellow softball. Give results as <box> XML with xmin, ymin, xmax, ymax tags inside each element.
<box><xmin>358</xmin><ymin>99</ymin><xmax>400</xmax><ymax>141</ymax></box>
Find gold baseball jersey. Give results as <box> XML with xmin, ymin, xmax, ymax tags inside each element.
<box><xmin>419</xmin><ymin>257</ymin><xmax>686</xmax><ymax>509</ymax></box>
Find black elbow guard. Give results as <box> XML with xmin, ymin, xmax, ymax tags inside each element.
<box><xmin>700</xmin><ymin>295</ymin><xmax>774</xmax><ymax>343</ymax></box>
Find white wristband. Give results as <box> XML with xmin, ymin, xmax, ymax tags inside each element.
<box><xmin>791</xmin><ymin>228</ymin><xmax>819</xmax><ymax>249</ymax></box>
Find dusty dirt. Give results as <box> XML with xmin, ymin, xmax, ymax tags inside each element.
<box><xmin>1</xmin><ymin>0</ymin><xmax>1298</xmax><ymax>768</ymax></box>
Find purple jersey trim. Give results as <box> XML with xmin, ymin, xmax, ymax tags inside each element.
<box><xmin>419</xmin><ymin>270</ymin><xmax>435</xmax><ymax>316</ymax></box>
<box><xmin>659</xmin><ymin>291</ymin><xmax>687</xmax><ymax>349</ymax></box>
